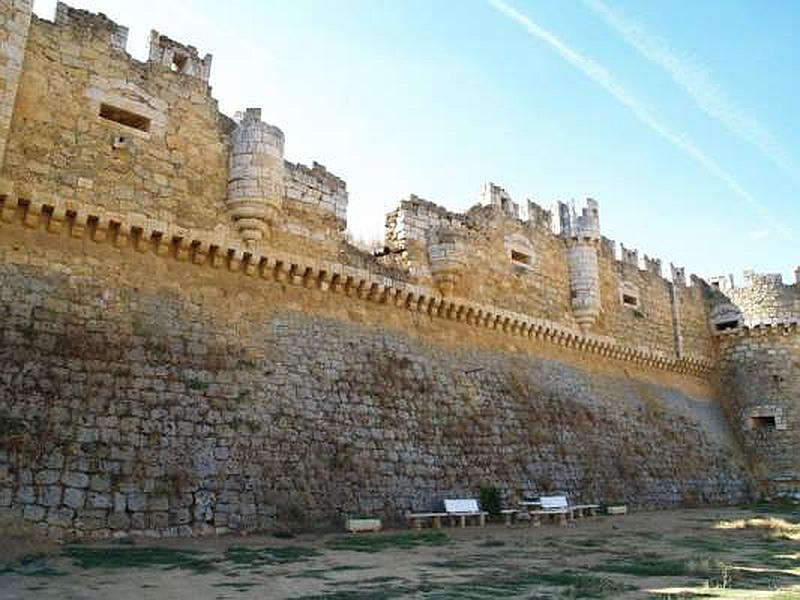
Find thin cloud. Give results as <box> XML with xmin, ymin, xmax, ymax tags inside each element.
<box><xmin>584</xmin><ymin>0</ymin><xmax>799</xmax><ymax>180</ymax></box>
<box><xmin>747</xmin><ymin>228</ymin><xmax>771</xmax><ymax>241</ymax></box>
<box><xmin>488</xmin><ymin>0</ymin><xmax>795</xmax><ymax>241</ymax></box>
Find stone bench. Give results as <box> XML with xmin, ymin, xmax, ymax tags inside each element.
<box><xmin>406</xmin><ymin>511</ymin><xmax>448</xmax><ymax>530</ymax></box>
<box><xmin>570</xmin><ymin>504</ymin><xmax>601</xmax><ymax>518</ymax></box>
<box><xmin>444</xmin><ymin>499</ymin><xmax>487</xmax><ymax>528</ymax></box>
<box><xmin>527</xmin><ymin>495</ymin><xmax>572</xmax><ymax>526</ymax></box>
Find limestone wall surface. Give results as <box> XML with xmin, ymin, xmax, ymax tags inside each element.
<box><xmin>716</xmin><ymin>272</ymin><xmax>800</xmax><ymax>327</ymax></box>
<box><xmin>0</xmin><ymin>221</ymin><xmax>754</xmax><ymax>538</ymax></box>
<box><xmin>0</xmin><ymin>0</ymin><xmax>31</xmax><ymax>167</ymax></box>
<box><xmin>717</xmin><ymin>326</ymin><xmax>800</xmax><ymax>494</ymax></box>
<box><xmin>2</xmin><ymin>11</ymin><xmax>230</xmax><ymax>230</ymax></box>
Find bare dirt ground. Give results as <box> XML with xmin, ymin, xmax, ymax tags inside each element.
<box><xmin>2</xmin><ymin>506</ymin><xmax>800</xmax><ymax>599</ymax></box>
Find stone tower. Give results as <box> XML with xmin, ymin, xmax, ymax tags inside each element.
<box><xmin>0</xmin><ymin>0</ymin><xmax>32</xmax><ymax>171</ymax></box>
<box><xmin>559</xmin><ymin>199</ymin><xmax>601</xmax><ymax>332</ymax></box>
<box><xmin>227</xmin><ymin>108</ymin><xmax>285</xmax><ymax>244</ymax></box>
<box><xmin>428</xmin><ymin>228</ymin><xmax>466</xmax><ymax>296</ymax></box>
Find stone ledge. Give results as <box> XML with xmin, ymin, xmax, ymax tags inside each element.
<box><xmin>715</xmin><ymin>321</ymin><xmax>799</xmax><ymax>338</ymax></box>
<box><xmin>0</xmin><ymin>193</ymin><xmax>714</xmax><ymax>377</ymax></box>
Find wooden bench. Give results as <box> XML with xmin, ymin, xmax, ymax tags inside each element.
<box><xmin>444</xmin><ymin>499</ymin><xmax>487</xmax><ymax>528</ymax></box>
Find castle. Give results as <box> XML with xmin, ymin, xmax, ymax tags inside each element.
<box><xmin>0</xmin><ymin>2</ymin><xmax>797</xmax><ymax>538</ymax></box>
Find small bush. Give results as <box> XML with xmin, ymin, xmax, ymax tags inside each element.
<box><xmin>479</xmin><ymin>486</ymin><xmax>502</xmax><ymax>516</ymax></box>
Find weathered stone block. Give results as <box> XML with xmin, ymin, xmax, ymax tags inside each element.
<box><xmin>127</xmin><ymin>492</ymin><xmax>147</xmax><ymax>512</ymax></box>
<box><xmin>23</xmin><ymin>504</ymin><xmax>46</xmax><ymax>521</ymax></box>
<box><xmin>63</xmin><ymin>487</ymin><xmax>85</xmax><ymax>510</ymax></box>
<box><xmin>39</xmin><ymin>486</ymin><xmax>62</xmax><ymax>507</ymax></box>
<box><xmin>89</xmin><ymin>491</ymin><xmax>112</xmax><ymax>509</ymax></box>
<box><xmin>90</xmin><ymin>474</ymin><xmax>111</xmax><ymax>492</ymax></box>
<box><xmin>62</xmin><ymin>471</ymin><xmax>89</xmax><ymax>489</ymax></box>
<box><xmin>46</xmin><ymin>507</ymin><xmax>75</xmax><ymax>527</ymax></box>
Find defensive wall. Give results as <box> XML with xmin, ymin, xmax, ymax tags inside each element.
<box><xmin>0</xmin><ymin>2</ymin><xmax>796</xmax><ymax>539</ymax></box>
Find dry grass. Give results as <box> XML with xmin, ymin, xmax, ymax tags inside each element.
<box><xmin>714</xmin><ymin>517</ymin><xmax>800</xmax><ymax>540</ymax></box>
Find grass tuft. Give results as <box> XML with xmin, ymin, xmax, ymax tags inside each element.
<box><xmin>223</xmin><ymin>545</ymin><xmax>321</xmax><ymax>567</ymax></box>
<box><xmin>64</xmin><ymin>545</ymin><xmax>216</xmax><ymax>574</ymax></box>
<box><xmin>326</xmin><ymin>530</ymin><xmax>447</xmax><ymax>552</ymax></box>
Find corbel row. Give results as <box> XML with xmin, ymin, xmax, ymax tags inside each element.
<box><xmin>0</xmin><ymin>194</ymin><xmax>715</xmax><ymax>377</ymax></box>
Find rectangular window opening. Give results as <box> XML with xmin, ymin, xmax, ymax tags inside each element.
<box><xmin>511</xmin><ymin>250</ymin><xmax>531</xmax><ymax>266</ymax></box>
<box><xmin>715</xmin><ymin>320</ymin><xmax>739</xmax><ymax>331</ymax></box>
<box><xmin>99</xmin><ymin>103</ymin><xmax>150</xmax><ymax>132</ymax></box>
<box><xmin>752</xmin><ymin>415</ymin><xmax>776</xmax><ymax>430</ymax></box>
<box><xmin>622</xmin><ymin>294</ymin><xmax>639</xmax><ymax>308</ymax></box>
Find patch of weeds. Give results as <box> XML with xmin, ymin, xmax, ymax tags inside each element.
<box><xmin>669</xmin><ymin>537</ymin><xmax>729</xmax><ymax>554</ymax></box>
<box><xmin>223</xmin><ymin>545</ymin><xmax>320</xmax><ymax>568</ymax></box>
<box><xmin>596</xmin><ymin>553</ymin><xmax>705</xmax><ymax>577</ymax></box>
<box><xmin>1</xmin><ymin>554</ymin><xmax>65</xmax><ymax>578</ymax></box>
<box><xmin>746</xmin><ymin>546</ymin><xmax>800</xmax><ymax>570</ymax></box>
<box><xmin>272</xmin><ymin>530</ymin><xmax>296</xmax><ymax>540</ymax></box>
<box><xmin>287</xmin><ymin>565</ymin><xmax>369</xmax><ymax>579</ymax></box>
<box><xmin>430</xmin><ymin>569</ymin><xmax>631</xmax><ymax>599</ymax></box>
<box><xmin>326</xmin><ymin>530</ymin><xmax>447</xmax><ymax>552</ymax></box>
<box><xmin>747</xmin><ymin>499</ymin><xmax>800</xmax><ymax>515</ymax></box>
<box><xmin>294</xmin><ymin>585</ymin><xmax>412</xmax><ymax>600</ymax></box>
<box><xmin>426</xmin><ymin>555</ymin><xmax>497</xmax><ymax>570</ymax></box>
<box><xmin>704</xmin><ymin>564</ymin><xmax>796</xmax><ymax>590</ymax></box>
<box><xmin>561</xmin><ymin>537</ymin><xmax>609</xmax><ymax>553</ymax></box>
<box><xmin>184</xmin><ymin>377</ymin><xmax>209</xmax><ymax>391</ymax></box>
<box><xmin>301</xmin><ymin>569</ymin><xmax>631</xmax><ymax>599</ymax></box>
<box><xmin>329</xmin><ymin>575</ymin><xmax>404</xmax><ymax>587</ymax></box>
<box><xmin>212</xmin><ymin>581</ymin><xmax>260</xmax><ymax>591</ymax></box>
<box><xmin>64</xmin><ymin>546</ymin><xmax>216</xmax><ymax>574</ymax></box>
<box><xmin>647</xmin><ymin>593</ymin><xmax>715</xmax><ymax>599</ymax></box>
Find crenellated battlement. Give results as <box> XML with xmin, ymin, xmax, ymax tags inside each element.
<box><xmin>54</xmin><ymin>1</ymin><xmax>128</xmax><ymax>50</ymax></box>
<box><xmin>709</xmin><ymin>269</ymin><xmax>800</xmax><ymax>331</ymax></box>
<box><xmin>557</xmin><ymin>198</ymin><xmax>600</xmax><ymax>240</ymax></box>
<box><xmin>148</xmin><ymin>30</ymin><xmax>212</xmax><ymax>82</ymax></box>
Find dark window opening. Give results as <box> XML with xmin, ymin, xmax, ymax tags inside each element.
<box><xmin>715</xmin><ymin>320</ymin><xmax>739</xmax><ymax>331</ymax></box>
<box><xmin>510</xmin><ymin>250</ymin><xmax>531</xmax><ymax>267</ymax></box>
<box><xmin>622</xmin><ymin>294</ymin><xmax>639</xmax><ymax>307</ymax></box>
<box><xmin>171</xmin><ymin>54</ymin><xmax>188</xmax><ymax>73</ymax></box>
<box><xmin>752</xmin><ymin>415</ymin><xmax>776</xmax><ymax>430</ymax></box>
<box><xmin>711</xmin><ymin>281</ymin><xmax>720</xmax><ymax>289</ymax></box>
<box><xmin>99</xmin><ymin>103</ymin><xmax>150</xmax><ymax>132</ymax></box>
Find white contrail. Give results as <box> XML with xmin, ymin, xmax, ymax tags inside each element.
<box><xmin>488</xmin><ymin>0</ymin><xmax>795</xmax><ymax>241</ymax></box>
<box><xmin>584</xmin><ymin>0</ymin><xmax>799</xmax><ymax>182</ymax></box>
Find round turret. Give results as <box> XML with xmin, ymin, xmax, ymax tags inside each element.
<box><xmin>428</xmin><ymin>229</ymin><xmax>466</xmax><ymax>296</ymax></box>
<box><xmin>559</xmin><ymin>200</ymin><xmax>602</xmax><ymax>332</ymax></box>
<box><xmin>227</xmin><ymin>108</ymin><xmax>285</xmax><ymax>243</ymax></box>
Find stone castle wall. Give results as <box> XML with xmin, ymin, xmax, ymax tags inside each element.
<box><xmin>710</xmin><ymin>272</ymin><xmax>800</xmax><ymax>328</ymax></box>
<box><xmin>0</xmin><ymin>220</ymin><xmax>752</xmax><ymax>539</ymax></box>
<box><xmin>0</xmin><ymin>2</ymin><xmax>796</xmax><ymax>537</ymax></box>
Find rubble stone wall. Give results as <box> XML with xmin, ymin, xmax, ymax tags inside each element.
<box><xmin>0</xmin><ymin>224</ymin><xmax>753</xmax><ymax>539</ymax></box>
<box><xmin>717</xmin><ymin>327</ymin><xmax>800</xmax><ymax>494</ymax></box>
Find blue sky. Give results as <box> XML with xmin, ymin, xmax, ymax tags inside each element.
<box><xmin>34</xmin><ymin>0</ymin><xmax>799</xmax><ymax>281</ymax></box>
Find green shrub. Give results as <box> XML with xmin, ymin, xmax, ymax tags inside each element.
<box><xmin>479</xmin><ymin>486</ymin><xmax>502</xmax><ymax>516</ymax></box>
